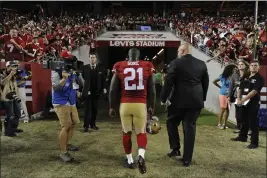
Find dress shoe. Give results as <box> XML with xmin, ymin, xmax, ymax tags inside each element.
<box><xmin>247</xmin><ymin>144</ymin><xmax>258</xmax><ymax>149</ymax></box>
<box><xmin>90</xmin><ymin>125</ymin><xmax>99</xmax><ymax>130</ymax></box>
<box><xmin>84</xmin><ymin>127</ymin><xmax>89</xmax><ymax>132</ymax></box>
<box><xmin>183</xmin><ymin>160</ymin><xmax>191</xmax><ymax>167</ymax></box>
<box><xmin>167</xmin><ymin>149</ymin><xmax>181</xmax><ymax>157</ymax></box>
<box><xmin>179</xmin><ymin>158</ymin><xmax>191</xmax><ymax>167</ymax></box>
<box><xmin>231</xmin><ymin>137</ymin><xmax>247</xmax><ymax>142</ymax></box>
<box><xmin>5</xmin><ymin>132</ymin><xmax>17</xmax><ymax>137</ymax></box>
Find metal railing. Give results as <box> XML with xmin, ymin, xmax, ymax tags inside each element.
<box><xmin>169</xmin><ymin>28</ymin><xmax>235</xmax><ymax>68</ymax></box>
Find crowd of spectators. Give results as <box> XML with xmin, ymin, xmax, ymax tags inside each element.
<box><xmin>1</xmin><ymin>10</ymin><xmax>267</xmax><ymax>66</ymax></box>
<box><xmin>172</xmin><ymin>13</ymin><xmax>267</xmax><ymax>65</ymax></box>
<box><xmin>0</xmin><ymin>11</ymin><xmax>170</xmax><ymax>63</ymax></box>
<box><xmin>0</xmin><ymin>11</ymin><xmax>107</xmax><ymax>63</ymax></box>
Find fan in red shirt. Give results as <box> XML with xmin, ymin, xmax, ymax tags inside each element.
<box><xmin>259</xmin><ymin>43</ymin><xmax>267</xmax><ymax>65</ymax></box>
<box><xmin>24</xmin><ymin>36</ymin><xmax>43</xmax><ymax>62</ymax></box>
<box><xmin>0</xmin><ymin>29</ymin><xmax>26</xmax><ymax>61</ymax></box>
<box><xmin>109</xmin><ymin>48</ymin><xmax>156</xmax><ymax>174</ymax></box>
<box><xmin>239</xmin><ymin>38</ymin><xmax>254</xmax><ymax>63</ymax></box>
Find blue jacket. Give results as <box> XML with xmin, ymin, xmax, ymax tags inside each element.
<box><xmin>52</xmin><ymin>71</ymin><xmax>77</xmax><ymax>105</ymax></box>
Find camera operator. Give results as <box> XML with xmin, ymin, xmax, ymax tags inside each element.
<box><xmin>0</xmin><ymin>61</ymin><xmax>23</xmax><ymax>137</ymax></box>
<box><xmin>51</xmin><ymin>60</ymin><xmax>81</xmax><ymax>163</ymax></box>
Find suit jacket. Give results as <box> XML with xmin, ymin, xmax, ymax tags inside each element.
<box><xmin>81</xmin><ymin>64</ymin><xmax>105</xmax><ymax>98</ymax></box>
<box><xmin>161</xmin><ymin>54</ymin><xmax>209</xmax><ymax>109</ymax></box>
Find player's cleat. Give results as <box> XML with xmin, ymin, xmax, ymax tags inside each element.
<box><xmin>123</xmin><ymin>159</ymin><xmax>136</xmax><ymax>169</ymax></box>
<box><xmin>137</xmin><ymin>155</ymin><xmax>146</xmax><ymax>174</ymax></box>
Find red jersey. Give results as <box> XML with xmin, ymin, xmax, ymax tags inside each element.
<box><xmin>260</xmin><ymin>46</ymin><xmax>267</xmax><ymax>65</ymax></box>
<box><xmin>239</xmin><ymin>47</ymin><xmax>254</xmax><ymax>63</ymax></box>
<box><xmin>112</xmin><ymin>60</ymin><xmax>155</xmax><ymax>103</ymax></box>
<box><xmin>24</xmin><ymin>43</ymin><xmax>42</xmax><ymax>62</ymax></box>
<box><xmin>0</xmin><ymin>34</ymin><xmax>25</xmax><ymax>61</ymax></box>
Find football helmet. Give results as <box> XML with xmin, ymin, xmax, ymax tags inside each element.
<box><xmin>146</xmin><ymin>114</ymin><xmax>162</xmax><ymax>134</ymax></box>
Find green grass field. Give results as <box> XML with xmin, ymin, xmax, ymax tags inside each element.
<box><xmin>1</xmin><ymin>100</ymin><xmax>266</xmax><ymax>178</ymax></box>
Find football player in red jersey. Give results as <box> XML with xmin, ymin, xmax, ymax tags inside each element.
<box><xmin>109</xmin><ymin>48</ymin><xmax>156</xmax><ymax>174</ymax></box>
<box><xmin>0</xmin><ymin>29</ymin><xmax>26</xmax><ymax>61</ymax></box>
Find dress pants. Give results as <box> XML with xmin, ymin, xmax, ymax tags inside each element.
<box><xmin>238</xmin><ymin>102</ymin><xmax>260</xmax><ymax>145</ymax></box>
<box><xmin>167</xmin><ymin>106</ymin><xmax>201</xmax><ymax>162</ymax></box>
<box><xmin>83</xmin><ymin>94</ymin><xmax>99</xmax><ymax>128</ymax></box>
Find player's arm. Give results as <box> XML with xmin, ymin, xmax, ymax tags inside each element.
<box><xmin>109</xmin><ymin>73</ymin><xmax>120</xmax><ymax>109</ymax></box>
<box><xmin>147</xmin><ymin>76</ymin><xmax>156</xmax><ymax>112</ymax></box>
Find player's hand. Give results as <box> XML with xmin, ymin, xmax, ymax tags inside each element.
<box><xmin>109</xmin><ymin>108</ymin><xmax>116</xmax><ymax>117</ymax></box>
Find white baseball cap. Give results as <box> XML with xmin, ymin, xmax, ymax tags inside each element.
<box><xmin>6</xmin><ymin>61</ymin><xmax>18</xmax><ymax>67</ymax></box>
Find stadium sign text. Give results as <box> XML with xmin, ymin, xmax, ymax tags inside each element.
<box><xmin>109</xmin><ymin>40</ymin><xmax>165</xmax><ymax>47</ymax></box>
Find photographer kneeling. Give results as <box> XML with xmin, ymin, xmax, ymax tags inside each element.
<box><xmin>51</xmin><ymin>60</ymin><xmax>80</xmax><ymax>162</ymax></box>
<box><xmin>0</xmin><ymin>61</ymin><xmax>23</xmax><ymax>137</ymax></box>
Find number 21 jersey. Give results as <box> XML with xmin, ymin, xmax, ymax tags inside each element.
<box><xmin>112</xmin><ymin>60</ymin><xmax>155</xmax><ymax>104</ymax></box>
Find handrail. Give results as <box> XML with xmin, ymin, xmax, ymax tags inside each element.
<box><xmin>170</xmin><ymin>28</ymin><xmax>233</xmax><ymax>68</ymax></box>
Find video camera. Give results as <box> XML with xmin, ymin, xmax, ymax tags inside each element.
<box><xmin>42</xmin><ymin>54</ymin><xmax>84</xmax><ymax>72</ymax></box>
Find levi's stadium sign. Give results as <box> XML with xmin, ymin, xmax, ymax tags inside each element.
<box><xmin>96</xmin><ymin>32</ymin><xmax>180</xmax><ymax>47</ymax></box>
<box><xmin>110</xmin><ymin>40</ymin><xmax>165</xmax><ymax>47</ymax></box>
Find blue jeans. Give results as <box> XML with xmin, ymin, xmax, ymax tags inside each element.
<box><xmin>2</xmin><ymin>100</ymin><xmax>21</xmax><ymax>130</ymax></box>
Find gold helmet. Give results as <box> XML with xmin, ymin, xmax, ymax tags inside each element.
<box><xmin>146</xmin><ymin>115</ymin><xmax>162</xmax><ymax>134</ymax></box>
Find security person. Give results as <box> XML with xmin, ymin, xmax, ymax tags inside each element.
<box><xmin>232</xmin><ymin>60</ymin><xmax>264</xmax><ymax>149</ymax></box>
<box><xmin>51</xmin><ymin>62</ymin><xmax>81</xmax><ymax>162</ymax></box>
<box><xmin>161</xmin><ymin>44</ymin><xmax>209</xmax><ymax>167</ymax></box>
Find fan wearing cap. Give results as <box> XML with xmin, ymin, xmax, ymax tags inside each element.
<box><xmin>0</xmin><ymin>61</ymin><xmax>23</xmax><ymax>137</ymax></box>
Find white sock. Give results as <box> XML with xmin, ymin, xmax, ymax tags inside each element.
<box><xmin>138</xmin><ymin>148</ymin><xmax>145</xmax><ymax>159</ymax></box>
<box><xmin>126</xmin><ymin>153</ymin><xmax>134</xmax><ymax>164</ymax></box>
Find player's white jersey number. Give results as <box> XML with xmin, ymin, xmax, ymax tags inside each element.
<box><xmin>124</xmin><ymin>68</ymin><xmax>144</xmax><ymax>90</ymax></box>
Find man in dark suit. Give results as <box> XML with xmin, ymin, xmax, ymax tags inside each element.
<box><xmin>161</xmin><ymin>44</ymin><xmax>209</xmax><ymax>167</ymax></box>
<box><xmin>82</xmin><ymin>54</ymin><xmax>106</xmax><ymax>132</ymax></box>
